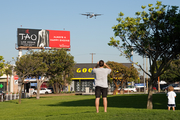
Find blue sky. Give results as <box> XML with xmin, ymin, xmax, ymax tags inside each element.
<box><xmin>0</xmin><ymin>0</ymin><xmax>179</xmax><ymax>75</ymax></box>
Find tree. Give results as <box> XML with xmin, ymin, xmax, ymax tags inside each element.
<box><xmin>160</xmin><ymin>56</ymin><xmax>180</xmax><ymax>83</ymax></box>
<box><xmin>4</xmin><ymin>62</ymin><xmax>13</xmax><ymax>93</ymax></box>
<box><xmin>0</xmin><ymin>56</ymin><xmax>5</xmax><ymax>77</ymax></box>
<box><xmin>46</xmin><ymin>49</ymin><xmax>74</xmax><ymax>93</ymax></box>
<box><xmin>108</xmin><ymin>1</ymin><xmax>180</xmax><ymax>109</ymax></box>
<box><xmin>107</xmin><ymin>61</ymin><xmax>139</xmax><ymax>95</ymax></box>
<box><xmin>33</xmin><ymin>49</ymin><xmax>75</xmax><ymax>94</ymax></box>
<box><xmin>168</xmin><ymin>55</ymin><xmax>180</xmax><ymax>78</ymax></box>
<box><xmin>15</xmin><ymin>52</ymin><xmax>48</xmax><ymax>103</ymax></box>
<box><xmin>29</xmin><ymin>51</ymin><xmax>49</xmax><ymax>99</ymax></box>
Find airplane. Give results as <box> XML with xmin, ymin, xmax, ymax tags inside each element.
<box><xmin>81</xmin><ymin>12</ymin><xmax>102</xmax><ymax>19</ymax></box>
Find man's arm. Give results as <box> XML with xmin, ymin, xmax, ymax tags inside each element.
<box><xmin>93</xmin><ymin>62</ymin><xmax>99</xmax><ymax>69</ymax></box>
<box><xmin>104</xmin><ymin>63</ymin><xmax>111</xmax><ymax>70</ymax></box>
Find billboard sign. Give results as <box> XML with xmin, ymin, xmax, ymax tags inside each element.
<box><xmin>17</xmin><ymin>28</ymin><xmax>70</xmax><ymax>48</ymax></box>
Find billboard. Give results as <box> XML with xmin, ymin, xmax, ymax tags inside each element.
<box><xmin>17</xmin><ymin>28</ymin><xmax>70</xmax><ymax>48</ymax></box>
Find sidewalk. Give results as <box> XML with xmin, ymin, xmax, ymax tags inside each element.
<box><xmin>82</xmin><ymin>92</ymin><xmax>113</xmax><ymax>95</ymax></box>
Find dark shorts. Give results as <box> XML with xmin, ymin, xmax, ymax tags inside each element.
<box><xmin>95</xmin><ymin>86</ymin><xmax>108</xmax><ymax>98</ymax></box>
<box><xmin>167</xmin><ymin>104</ymin><xmax>176</xmax><ymax>107</ymax></box>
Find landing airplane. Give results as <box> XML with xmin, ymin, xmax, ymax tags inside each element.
<box><xmin>81</xmin><ymin>12</ymin><xmax>102</xmax><ymax>19</ymax></box>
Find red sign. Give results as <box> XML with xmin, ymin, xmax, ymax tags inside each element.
<box><xmin>48</xmin><ymin>30</ymin><xmax>70</xmax><ymax>48</ymax></box>
<box><xmin>14</xmin><ymin>75</ymin><xmax>19</xmax><ymax>80</ymax></box>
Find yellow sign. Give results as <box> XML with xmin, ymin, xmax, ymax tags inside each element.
<box><xmin>82</xmin><ymin>68</ymin><xmax>87</xmax><ymax>73</ymax></box>
<box><xmin>76</xmin><ymin>68</ymin><xmax>93</xmax><ymax>73</ymax></box>
<box><xmin>76</xmin><ymin>68</ymin><xmax>81</xmax><ymax>73</ymax></box>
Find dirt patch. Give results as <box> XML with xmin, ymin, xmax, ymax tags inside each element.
<box><xmin>31</xmin><ymin>93</ymin><xmax>76</xmax><ymax>97</ymax></box>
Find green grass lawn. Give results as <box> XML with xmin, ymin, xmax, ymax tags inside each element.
<box><xmin>0</xmin><ymin>93</ymin><xmax>180</xmax><ymax>120</ymax></box>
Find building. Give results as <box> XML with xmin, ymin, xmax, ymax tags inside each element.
<box><xmin>0</xmin><ymin>73</ymin><xmax>18</xmax><ymax>93</ymax></box>
<box><xmin>0</xmin><ymin>74</ymin><xmax>8</xmax><ymax>92</ymax></box>
<box><xmin>71</xmin><ymin>63</ymin><xmax>132</xmax><ymax>93</ymax></box>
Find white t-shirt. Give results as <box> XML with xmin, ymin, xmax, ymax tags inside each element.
<box><xmin>92</xmin><ymin>68</ymin><xmax>111</xmax><ymax>88</ymax></box>
<box><xmin>167</xmin><ymin>91</ymin><xmax>176</xmax><ymax>104</ymax></box>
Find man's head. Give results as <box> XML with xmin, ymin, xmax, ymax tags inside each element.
<box><xmin>99</xmin><ymin>60</ymin><xmax>104</xmax><ymax>67</ymax></box>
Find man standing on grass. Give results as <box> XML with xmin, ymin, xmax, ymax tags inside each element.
<box><xmin>92</xmin><ymin>60</ymin><xmax>111</xmax><ymax>113</ymax></box>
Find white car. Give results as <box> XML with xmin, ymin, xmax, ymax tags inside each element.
<box><xmin>123</xmin><ymin>86</ymin><xmax>137</xmax><ymax>92</ymax></box>
<box><xmin>33</xmin><ymin>88</ymin><xmax>52</xmax><ymax>94</ymax></box>
<box><xmin>174</xmin><ymin>84</ymin><xmax>180</xmax><ymax>91</ymax></box>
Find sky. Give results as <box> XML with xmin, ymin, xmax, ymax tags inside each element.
<box><xmin>0</xmin><ymin>0</ymin><xmax>179</xmax><ymax>76</ymax></box>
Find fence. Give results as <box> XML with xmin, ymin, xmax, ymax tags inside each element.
<box><xmin>0</xmin><ymin>93</ymin><xmax>30</xmax><ymax>102</ymax></box>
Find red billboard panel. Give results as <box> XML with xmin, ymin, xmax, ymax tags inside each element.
<box><xmin>17</xmin><ymin>28</ymin><xmax>70</xmax><ymax>48</ymax></box>
<box><xmin>48</xmin><ymin>30</ymin><xmax>70</xmax><ymax>48</ymax></box>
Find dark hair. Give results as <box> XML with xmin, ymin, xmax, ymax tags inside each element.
<box><xmin>99</xmin><ymin>60</ymin><xmax>104</xmax><ymax>67</ymax></box>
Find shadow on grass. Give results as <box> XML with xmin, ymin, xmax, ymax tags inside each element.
<box><xmin>47</xmin><ymin>94</ymin><xmax>180</xmax><ymax>109</ymax></box>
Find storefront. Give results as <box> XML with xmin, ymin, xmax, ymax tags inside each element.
<box><xmin>0</xmin><ymin>75</ymin><xmax>10</xmax><ymax>92</ymax></box>
<box><xmin>72</xmin><ymin>63</ymin><xmax>132</xmax><ymax>93</ymax></box>
<box><xmin>72</xmin><ymin>63</ymin><xmax>96</xmax><ymax>92</ymax></box>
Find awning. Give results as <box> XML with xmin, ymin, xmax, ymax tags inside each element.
<box><xmin>72</xmin><ymin>78</ymin><xmax>94</xmax><ymax>80</ymax></box>
<box><xmin>0</xmin><ymin>78</ymin><xmax>7</xmax><ymax>82</ymax></box>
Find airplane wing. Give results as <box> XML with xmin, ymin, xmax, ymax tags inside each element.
<box><xmin>81</xmin><ymin>14</ymin><xmax>89</xmax><ymax>16</ymax></box>
<box><xmin>94</xmin><ymin>14</ymin><xmax>102</xmax><ymax>16</ymax></box>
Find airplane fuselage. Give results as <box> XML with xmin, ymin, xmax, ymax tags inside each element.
<box><xmin>89</xmin><ymin>14</ymin><xmax>94</xmax><ymax>18</ymax></box>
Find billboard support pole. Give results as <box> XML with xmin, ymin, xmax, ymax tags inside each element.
<box><xmin>18</xmin><ymin>50</ymin><xmax>22</xmax><ymax>58</ymax></box>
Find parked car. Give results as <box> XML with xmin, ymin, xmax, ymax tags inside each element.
<box><xmin>33</xmin><ymin>88</ymin><xmax>52</xmax><ymax>94</ymax></box>
<box><xmin>123</xmin><ymin>86</ymin><xmax>137</xmax><ymax>92</ymax></box>
<box><xmin>162</xmin><ymin>84</ymin><xmax>180</xmax><ymax>91</ymax></box>
<box><xmin>47</xmin><ymin>87</ymin><xmax>54</xmax><ymax>93</ymax></box>
<box><xmin>174</xmin><ymin>85</ymin><xmax>180</xmax><ymax>91</ymax></box>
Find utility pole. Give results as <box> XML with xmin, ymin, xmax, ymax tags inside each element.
<box><xmin>158</xmin><ymin>76</ymin><xmax>160</xmax><ymax>92</ymax></box>
<box><xmin>90</xmin><ymin>53</ymin><xmax>95</xmax><ymax>63</ymax></box>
